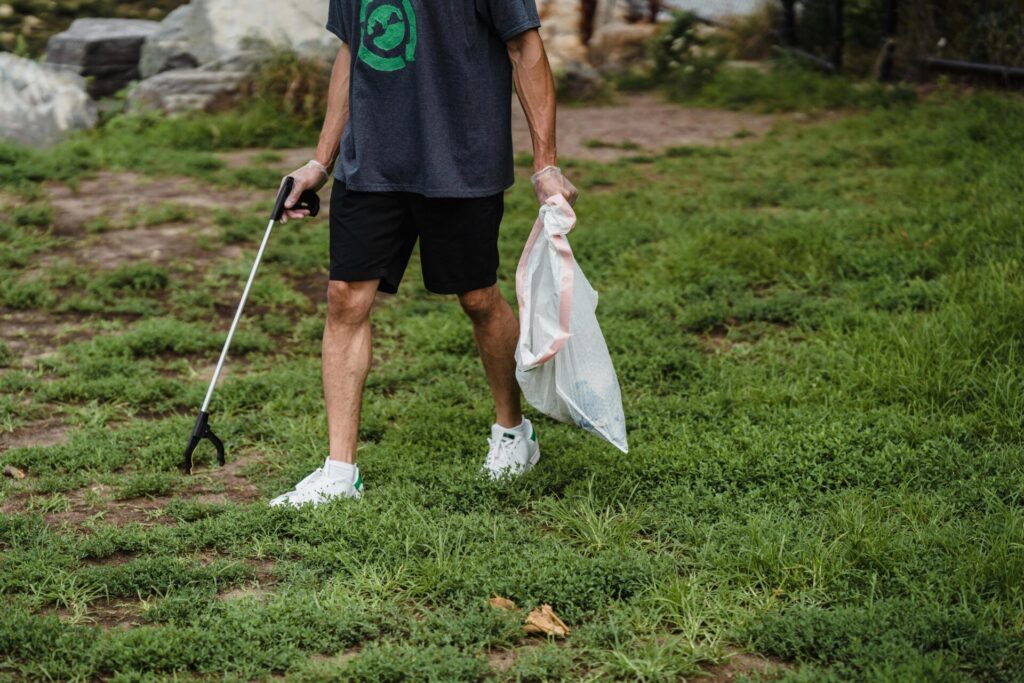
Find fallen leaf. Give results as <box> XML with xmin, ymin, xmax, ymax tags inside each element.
<box><xmin>522</xmin><ymin>604</ymin><xmax>570</xmax><ymax>638</ymax></box>
<box><xmin>3</xmin><ymin>465</ymin><xmax>26</xmax><ymax>480</ymax></box>
<box><xmin>489</xmin><ymin>596</ymin><xmax>519</xmax><ymax>611</ymax></box>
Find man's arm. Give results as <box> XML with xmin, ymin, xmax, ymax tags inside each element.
<box><xmin>282</xmin><ymin>42</ymin><xmax>351</xmax><ymax>222</ymax></box>
<box><xmin>507</xmin><ymin>29</ymin><xmax>578</xmax><ymax>206</ymax></box>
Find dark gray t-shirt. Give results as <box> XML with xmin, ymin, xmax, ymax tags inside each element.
<box><xmin>327</xmin><ymin>0</ymin><xmax>540</xmax><ymax>197</ymax></box>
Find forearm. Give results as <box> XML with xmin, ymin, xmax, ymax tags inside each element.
<box><xmin>314</xmin><ymin>43</ymin><xmax>352</xmax><ymax>171</ymax></box>
<box><xmin>508</xmin><ymin>30</ymin><xmax>557</xmax><ymax>172</ymax></box>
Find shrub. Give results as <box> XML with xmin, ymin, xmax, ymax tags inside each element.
<box><xmin>653</xmin><ymin>12</ymin><xmax>724</xmax><ymax>99</ymax></box>
<box><xmin>249</xmin><ymin>50</ymin><xmax>333</xmax><ymax>130</ymax></box>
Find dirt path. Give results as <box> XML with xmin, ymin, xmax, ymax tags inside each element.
<box><xmin>513</xmin><ymin>93</ymin><xmax>778</xmax><ymax>161</ymax></box>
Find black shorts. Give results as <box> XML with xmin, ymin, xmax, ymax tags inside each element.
<box><xmin>329</xmin><ymin>183</ymin><xmax>505</xmax><ymax>295</ymax></box>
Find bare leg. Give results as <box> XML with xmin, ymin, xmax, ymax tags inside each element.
<box><xmin>459</xmin><ymin>284</ymin><xmax>523</xmax><ymax>428</ymax></box>
<box><xmin>323</xmin><ymin>279</ymin><xmax>380</xmax><ymax>464</ymax></box>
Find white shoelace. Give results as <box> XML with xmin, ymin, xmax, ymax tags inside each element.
<box><xmin>486</xmin><ymin>435</ymin><xmax>521</xmax><ymax>470</ymax></box>
<box><xmin>293</xmin><ymin>467</ymin><xmax>324</xmax><ymax>491</ymax></box>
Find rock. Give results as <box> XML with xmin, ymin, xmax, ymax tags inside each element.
<box><xmin>139</xmin><ymin>4</ymin><xmax>198</xmax><ymax>79</ymax></box>
<box><xmin>538</xmin><ymin>0</ymin><xmax>587</xmax><ymax>72</ymax></box>
<box><xmin>178</xmin><ymin>0</ymin><xmax>336</xmax><ymax>65</ymax></box>
<box><xmin>128</xmin><ymin>53</ymin><xmax>264</xmax><ymax>113</ymax></box>
<box><xmin>588</xmin><ymin>21</ymin><xmax>660</xmax><ymax>73</ymax></box>
<box><xmin>0</xmin><ymin>52</ymin><xmax>97</xmax><ymax>147</ymax></box>
<box><xmin>46</xmin><ymin>18</ymin><xmax>160</xmax><ymax>98</ymax></box>
<box><xmin>556</xmin><ymin>60</ymin><xmax>606</xmax><ymax>101</ymax></box>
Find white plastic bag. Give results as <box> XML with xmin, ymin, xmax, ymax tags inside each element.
<box><xmin>515</xmin><ymin>195</ymin><xmax>628</xmax><ymax>453</ymax></box>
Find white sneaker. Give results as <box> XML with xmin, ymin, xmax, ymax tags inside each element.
<box><xmin>483</xmin><ymin>419</ymin><xmax>540</xmax><ymax>479</ymax></box>
<box><xmin>269</xmin><ymin>457</ymin><xmax>363</xmax><ymax>508</ymax></box>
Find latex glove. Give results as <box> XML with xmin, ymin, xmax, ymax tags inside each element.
<box><xmin>280</xmin><ymin>160</ymin><xmax>329</xmax><ymax>223</ymax></box>
<box><xmin>531</xmin><ymin>165</ymin><xmax>579</xmax><ymax>207</ymax></box>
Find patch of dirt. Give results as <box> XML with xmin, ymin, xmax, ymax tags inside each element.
<box><xmin>0</xmin><ymin>419</ymin><xmax>68</xmax><ymax>452</ymax></box>
<box><xmin>188</xmin><ymin>452</ymin><xmax>263</xmax><ymax>503</ymax></box>
<box><xmin>0</xmin><ymin>454</ymin><xmax>263</xmax><ymax>528</ymax></box>
<box><xmin>218</xmin><ymin>148</ymin><xmax>316</xmax><ymax>173</ymax></box>
<box><xmin>82</xmin><ymin>550</ymin><xmax>136</xmax><ymax>567</ymax></box>
<box><xmin>0</xmin><ymin>310</ymin><xmax>94</xmax><ymax>371</ymax></box>
<box><xmin>705</xmin><ymin>651</ymin><xmax>792</xmax><ymax>681</ymax></box>
<box><xmin>50</xmin><ymin>598</ymin><xmax>143</xmax><ymax>629</ymax></box>
<box><xmin>45</xmin><ymin>172</ymin><xmax>258</xmax><ymax>238</ymax></box>
<box><xmin>512</xmin><ymin>93</ymin><xmax>779</xmax><ymax>162</ymax></box>
<box><xmin>698</xmin><ymin>324</ymin><xmax>738</xmax><ymax>355</ymax></box>
<box><xmin>42</xmin><ymin>486</ymin><xmax>175</xmax><ymax>529</ymax></box>
<box><xmin>488</xmin><ymin>648</ymin><xmax>518</xmax><ymax>672</ymax></box>
<box><xmin>217</xmin><ymin>584</ymin><xmax>272</xmax><ymax>601</ymax></box>
<box><xmin>39</xmin><ymin>172</ymin><xmax>253</xmax><ymax>271</ymax></box>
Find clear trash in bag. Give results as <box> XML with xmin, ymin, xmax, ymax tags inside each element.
<box><xmin>514</xmin><ymin>195</ymin><xmax>628</xmax><ymax>453</ymax></box>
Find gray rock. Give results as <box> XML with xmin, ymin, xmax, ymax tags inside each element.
<box><xmin>177</xmin><ymin>0</ymin><xmax>335</xmax><ymax>65</ymax></box>
<box><xmin>128</xmin><ymin>66</ymin><xmax>250</xmax><ymax>114</ymax></box>
<box><xmin>0</xmin><ymin>53</ymin><xmax>97</xmax><ymax>147</ymax></box>
<box><xmin>139</xmin><ymin>5</ymin><xmax>198</xmax><ymax>79</ymax></box>
<box><xmin>46</xmin><ymin>18</ymin><xmax>160</xmax><ymax>98</ymax></box>
<box><xmin>557</xmin><ymin>60</ymin><xmax>606</xmax><ymax>101</ymax></box>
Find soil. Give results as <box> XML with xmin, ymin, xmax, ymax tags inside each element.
<box><xmin>0</xmin><ymin>453</ymin><xmax>264</xmax><ymax>530</ymax></box>
<box><xmin>0</xmin><ymin>419</ymin><xmax>68</xmax><ymax>452</ymax></box>
<box><xmin>706</xmin><ymin>651</ymin><xmax>792</xmax><ymax>681</ymax></box>
<box><xmin>512</xmin><ymin>93</ymin><xmax>779</xmax><ymax>162</ymax></box>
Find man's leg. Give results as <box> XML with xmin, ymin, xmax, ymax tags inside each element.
<box><xmin>323</xmin><ymin>279</ymin><xmax>380</xmax><ymax>463</ymax></box>
<box><xmin>458</xmin><ymin>284</ymin><xmax>523</xmax><ymax>428</ymax></box>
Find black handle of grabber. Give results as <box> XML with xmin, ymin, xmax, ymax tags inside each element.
<box><xmin>182</xmin><ymin>410</ymin><xmax>225</xmax><ymax>475</ymax></box>
<box><xmin>271</xmin><ymin>176</ymin><xmax>321</xmax><ymax>222</ymax></box>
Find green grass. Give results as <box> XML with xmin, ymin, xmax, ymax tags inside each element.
<box><xmin>2</xmin><ymin>91</ymin><xmax>1024</xmax><ymax>680</ymax></box>
<box><xmin>670</xmin><ymin>57</ymin><xmax>919</xmax><ymax>113</ymax></box>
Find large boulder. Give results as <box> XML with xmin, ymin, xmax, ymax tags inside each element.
<box><xmin>557</xmin><ymin>60</ymin><xmax>606</xmax><ymax>101</ymax></box>
<box><xmin>139</xmin><ymin>4</ymin><xmax>198</xmax><ymax>79</ymax></box>
<box><xmin>0</xmin><ymin>53</ymin><xmax>97</xmax><ymax>147</ymax></box>
<box><xmin>173</xmin><ymin>0</ymin><xmax>335</xmax><ymax>66</ymax></box>
<box><xmin>45</xmin><ymin>18</ymin><xmax>160</xmax><ymax>98</ymax></box>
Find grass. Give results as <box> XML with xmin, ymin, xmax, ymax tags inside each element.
<box><xmin>1</xmin><ymin>89</ymin><xmax>1024</xmax><ymax>680</ymax></box>
<box><xmin>667</xmin><ymin>57</ymin><xmax>919</xmax><ymax>113</ymax></box>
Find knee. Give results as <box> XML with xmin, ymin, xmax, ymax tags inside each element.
<box><xmin>458</xmin><ymin>286</ymin><xmax>501</xmax><ymax>322</ymax></box>
<box><xmin>326</xmin><ymin>281</ymin><xmax>374</xmax><ymax>325</ymax></box>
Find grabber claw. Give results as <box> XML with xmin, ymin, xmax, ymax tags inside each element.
<box><xmin>181</xmin><ymin>177</ymin><xmax>319</xmax><ymax>475</ymax></box>
<box><xmin>182</xmin><ymin>410</ymin><xmax>225</xmax><ymax>474</ymax></box>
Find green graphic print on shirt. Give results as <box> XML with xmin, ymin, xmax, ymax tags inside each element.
<box><xmin>358</xmin><ymin>0</ymin><xmax>417</xmax><ymax>72</ymax></box>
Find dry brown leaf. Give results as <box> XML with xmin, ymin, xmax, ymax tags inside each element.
<box><xmin>522</xmin><ymin>604</ymin><xmax>570</xmax><ymax>638</ymax></box>
<box><xmin>489</xmin><ymin>596</ymin><xmax>519</xmax><ymax>611</ymax></box>
<box><xmin>3</xmin><ymin>465</ymin><xmax>26</xmax><ymax>480</ymax></box>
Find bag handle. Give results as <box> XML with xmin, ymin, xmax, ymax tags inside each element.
<box><xmin>515</xmin><ymin>195</ymin><xmax>577</xmax><ymax>369</ymax></box>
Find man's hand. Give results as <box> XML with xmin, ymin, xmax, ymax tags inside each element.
<box><xmin>280</xmin><ymin>161</ymin><xmax>329</xmax><ymax>224</ymax></box>
<box><xmin>532</xmin><ymin>165</ymin><xmax>578</xmax><ymax>206</ymax></box>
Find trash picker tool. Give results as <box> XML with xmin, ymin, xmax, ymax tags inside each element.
<box><xmin>182</xmin><ymin>177</ymin><xmax>320</xmax><ymax>474</ymax></box>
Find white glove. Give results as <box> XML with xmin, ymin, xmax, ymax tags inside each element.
<box><xmin>531</xmin><ymin>165</ymin><xmax>579</xmax><ymax>207</ymax></box>
<box><xmin>280</xmin><ymin>160</ymin><xmax>329</xmax><ymax>223</ymax></box>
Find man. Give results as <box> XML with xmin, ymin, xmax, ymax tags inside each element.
<box><xmin>270</xmin><ymin>0</ymin><xmax>577</xmax><ymax>507</ymax></box>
